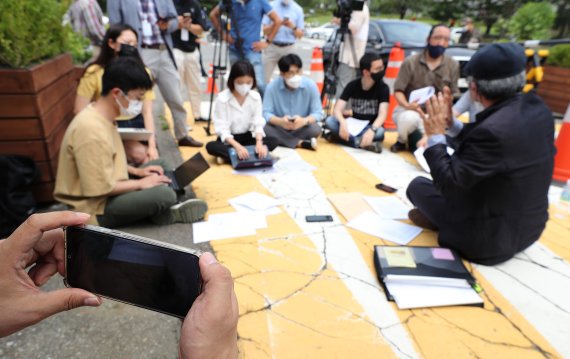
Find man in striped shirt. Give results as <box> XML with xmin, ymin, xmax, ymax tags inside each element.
<box><xmin>66</xmin><ymin>0</ymin><xmax>106</xmax><ymax>57</ymax></box>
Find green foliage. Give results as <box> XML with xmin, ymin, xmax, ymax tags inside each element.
<box><xmin>508</xmin><ymin>2</ymin><xmax>555</xmax><ymax>40</ymax></box>
<box><xmin>65</xmin><ymin>27</ymin><xmax>93</xmax><ymax>65</ymax></box>
<box><xmin>547</xmin><ymin>44</ymin><xmax>570</xmax><ymax>68</ymax></box>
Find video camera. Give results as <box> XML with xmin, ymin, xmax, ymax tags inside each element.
<box><xmin>333</xmin><ymin>0</ymin><xmax>364</xmax><ymax>30</ymax></box>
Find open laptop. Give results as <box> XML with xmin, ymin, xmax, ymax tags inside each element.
<box><xmin>164</xmin><ymin>152</ymin><xmax>210</xmax><ymax>191</ymax></box>
<box><xmin>229</xmin><ymin>145</ymin><xmax>274</xmax><ymax>169</ymax></box>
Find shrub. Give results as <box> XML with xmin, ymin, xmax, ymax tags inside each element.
<box><xmin>508</xmin><ymin>2</ymin><xmax>555</xmax><ymax>41</ymax></box>
<box><xmin>0</xmin><ymin>0</ymin><xmax>85</xmax><ymax>68</ymax></box>
<box><xmin>547</xmin><ymin>44</ymin><xmax>570</xmax><ymax>68</ymax></box>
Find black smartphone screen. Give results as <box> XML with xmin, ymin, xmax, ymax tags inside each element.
<box><xmin>305</xmin><ymin>215</ymin><xmax>333</xmax><ymax>222</ymax></box>
<box><xmin>375</xmin><ymin>183</ymin><xmax>397</xmax><ymax>193</ymax></box>
<box><xmin>65</xmin><ymin>226</ymin><xmax>201</xmax><ymax>318</ymax></box>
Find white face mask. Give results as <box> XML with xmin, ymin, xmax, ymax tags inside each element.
<box><xmin>281</xmin><ymin>0</ymin><xmax>289</xmax><ymax>5</ymax></box>
<box><xmin>235</xmin><ymin>83</ymin><xmax>252</xmax><ymax>97</ymax></box>
<box><xmin>116</xmin><ymin>91</ymin><xmax>143</xmax><ymax>118</ymax></box>
<box><xmin>285</xmin><ymin>74</ymin><xmax>302</xmax><ymax>89</ymax></box>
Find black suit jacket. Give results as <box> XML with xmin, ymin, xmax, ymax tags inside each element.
<box><xmin>424</xmin><ymin>92</ymin><xmax>555</xmax><ymax>265</ymax></box>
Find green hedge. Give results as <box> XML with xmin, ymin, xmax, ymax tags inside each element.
<box><xmin>547</xmin><ymin>44</ymin><xmax>570</xmax><ymax>68</ymax></box>
<box><xmin>0</xmin><ymin>0</ymin><xmax>76</xmax><ymax>68</ymax></box>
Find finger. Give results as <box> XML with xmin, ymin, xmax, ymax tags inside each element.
<box><xmin>34</xmin><ymin>288</ymin><xmax>102</xmax><ymax>320</ymax></box>
<box><xmin>198</xmin><ymin>253</ymin><xmax>235</xmax><ymax>311</ymax></box>
<box><xmin>417</xmin><ymin>106</ymin><xmax>427</xmax><ymax>121</ymax></box>
<box><xmin>28</xmin><ymin>259</ymin><xmax>58</xmax><ymax>286</ymax></box>
<box><xmin>5</xmin><ymin>212</ymin><xmax>90</xmax><ymax>255</ymax></box>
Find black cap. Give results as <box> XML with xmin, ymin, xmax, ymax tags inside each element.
<box><xmin>465</xmin><ymin>43</ymin><xmax>526</xmax><ymax>80</ymax></box>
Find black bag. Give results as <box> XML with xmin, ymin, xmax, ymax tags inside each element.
<box><xmin>0</xmin><ymin>156</ymin><xmax>40</xmax><ymax>238</ymax></box>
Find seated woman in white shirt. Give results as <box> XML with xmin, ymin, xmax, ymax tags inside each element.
<box><xmin>206</xmin><ymin>60</ymin><xmax>279</xmax><ymax>164</ymax></box>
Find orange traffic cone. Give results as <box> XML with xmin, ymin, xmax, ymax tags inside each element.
<box><xmin>206</xmin><ymin>64</ymin><xmax>218</xmax><ymax>95</ymax></box>
<box><xmin>310</xmin><ymin>47</ymin><xmax>324</xmax><ymax>93</ymax></box>
<box><xmin>383</xmin><ymin>43</ymin><xmax>405</xmax><ymax>130</ymax></box>
<box><xmin>553</xmin><ymin>103</ymin><xmax>570</xmax><ymax>182</ymax></box>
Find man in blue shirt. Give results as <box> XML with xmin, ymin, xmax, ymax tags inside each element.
<box><xmin>210</xmin><ymin>0</ymin><xmax>281</xmax><ymax>95</ymax></box>
<box><xmin>263</xmin><ymin>54</ymin><xmax>323</xmax><ymax>150</ymax></box>
<box><xmin>261</xmin><ymin>0</ymin><xmax>304</xmax><ymax>83</ymax></box>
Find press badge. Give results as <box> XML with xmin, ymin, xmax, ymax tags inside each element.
<box><xmin>142</xmin><ymin>19</ymin><xmax>152</xmax><ymax>37</ymax></box>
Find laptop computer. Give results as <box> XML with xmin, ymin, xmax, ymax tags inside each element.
<box><xmin>164</xmin><ymin>152</ymin><xmax>210</xmax><ymax>191</ymax></box>
<box><xmin>229</xmin><ymin>145</ymin><xmax>274</xmax><ymax>169</ymax></box>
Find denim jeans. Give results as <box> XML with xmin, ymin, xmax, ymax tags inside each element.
<box><xmin>229</xmin><ymin>49</ymin><xmax>265</xmax><ymax>96</ymax></box>
<box><xmin>324</xmin><ymin>116</ymin><xmax>385</xmax><ymax>147</ymax></box>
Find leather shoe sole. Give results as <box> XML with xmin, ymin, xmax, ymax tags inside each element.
<box><xmin>178</xmin><ymin>136</ymin><xmax>203</xmax><ymax>147</ymax></box>
<box><xmin>408</xmin><ymin>208</ymin><xmax>438</xmax><ymax>231</ymax></box>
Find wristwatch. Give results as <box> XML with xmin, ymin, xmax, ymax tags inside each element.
<box><xmin>371</xmin><ymin>126</ymin><xmax>379</xmax><ymax>132</ymax></box>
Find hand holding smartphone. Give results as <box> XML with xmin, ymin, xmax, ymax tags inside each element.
<box><xmin>64</xmin><ymin>225</ymin><xmax>202</xmax><ymax>318</ymax></box>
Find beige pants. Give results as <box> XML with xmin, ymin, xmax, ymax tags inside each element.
<box><xmin>262</xmin><ymin>43</ymin><xmax>297</xmax><ymax>84</ymax></box>
<box><xmin>392</xmin><ymin>106</ymin><xmax>425</xmax><ymax>143</ymax></box>
<box><xmin>174</xmin><ymin>48</ymin><xmax>202</xmax><ymax>120</ymax></box>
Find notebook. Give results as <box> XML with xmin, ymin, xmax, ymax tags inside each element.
<box><xmin>117</xmin><ymin>128</ymin><xmax>153</xmax><ymax>141</ymax></box>
<box><xmin>229</xmin><ymin>145</ymin><xmax>273</xmax><ymax>169</ymax></box>
<box><xmin>373</xmin><ymin>245</ymin><xmax>483</xmax><ymax>309</ymax></box>
<box><xmin>164</xmin><ymin>152</ymin><xmax>210</xmax><ymax>191</ymax></box>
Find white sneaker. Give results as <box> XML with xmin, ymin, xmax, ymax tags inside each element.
<box><xmin>310</xmin><ymin>137</ymin><xmax>318</xmax><ymax>150</ymax></box>
<box><xmin>169</xmin><ymin>199</ymin><xmax>208</xmax><ymax>223</ymax></box>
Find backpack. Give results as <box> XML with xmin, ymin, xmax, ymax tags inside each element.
<box><xmin>0</xmin><ymin>156</ymin><xmax>40</xmax><ymax>238</ymax></box>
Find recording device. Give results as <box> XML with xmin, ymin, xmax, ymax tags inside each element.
<box><xmin>64</xmin><ymin>225</ymin><xmax>203</xmax><ymax>319</ymax></box>
<box><xmin>305</xmin><ymin>215</ymin><xmax>334</xmax><ymax>222</ymax></box>
<box><xmin>333</xmin><ymin>0</ymin><xmax>364</xmax><ymax>30</ymax></box>
<box><xmin>183</xmin><ymin>12</ymin><xmax>191</xmax><ymax>18</ymax></box>
<box><xmin>288</xmin><ymin>116</ymin><xmax>295</xmax><ymax>122</ymax></box>
<box><xmin>375</xmin><ymin>183</ymin><xmax>398</xmax><ymax>193</ymax></box>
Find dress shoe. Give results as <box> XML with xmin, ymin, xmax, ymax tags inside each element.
<box><xmin>390</xmin><ymin>141</ymin><xmax>407</xmax><ymax>153</ymax></box>
<box><xmin>178</xmin><ymin>136</ymin><xmax>203</xmax><ymax>147</ymax></box>
<box><xmin>408</xmin><ymin>208</ymin><xmax>438</xmax><ymax>231</ymax></box>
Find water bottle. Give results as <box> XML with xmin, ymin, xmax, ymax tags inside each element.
<box><xmin>559</xmin><ymin>179</ymin><xmax>570</xmax><ymax>214</ymax></box>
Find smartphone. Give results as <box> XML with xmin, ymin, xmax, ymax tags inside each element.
<box><xmin>183</xmin><ymin>12</ymin><xmax>191</xmax><ymax>18</ymax></box>
<box><xmin>288</xmin><ymin>116</ymin><xmax>295</xmax><ymax>122</ymax></box>
<box><xmin>64</xmin><ymin>225</ymin><xmax>202</xmax><ymax>319</ymax></box>
<box><xmin>158</xmin><ymin>15</ymin><xmax>177</xmax><ymax>22</ymax></box>
<box><xmin>375</xmin><ymin>183</ymin><xmax>398</xmax><ymax>193</ymax></box>
<box><xmin>305</xmin><ymin>215</ymin><xmax>333</xmax><ymax>222</ymax></box>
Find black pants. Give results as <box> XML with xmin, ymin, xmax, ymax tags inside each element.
<box><xmin>205</xmin><ymin>132</ymin><xmax>279</xmax><ymax>161</ymax></box>
<box><xmin>406</xmin><ymin>176</ymin><xmax>445</xmax><ymax>228</ymax></box>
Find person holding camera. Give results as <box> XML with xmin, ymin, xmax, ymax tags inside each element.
<box><xmin>172</xmin><ymin>0</ymin><xmax>209</xmax><ymax>123</ymax></box>
<box><xmin>209</xmin><ymin>0</ymin><xmax>281</xmax><ymax>95</ymax></box>
<box><xmin>108</xmin><ymin>0</ymin><xmax>203</xmax><ymax>148</ymax></box>
<box><xmin>332</xmin><ymin>0</ymin><xmax>369</xmax><ymax>99</ymax></box>
<box><xmin>261</xmin><ymin>0</ymin><xmax>304</xmax><ymax>83</ymax></box>
<box><xmin>324</xmin><ymin>52</ymin><xmax>388</xmax><ymax>153</ymax></box>
<box><xmin>262</xmin><ymin>54</ymin><xmax>322</xmax><ymax>150</ymax></box>
<box><xmin>0</xmin><ymin>211</ymin><xmax>239</xmax><ymax>359</ymax></box>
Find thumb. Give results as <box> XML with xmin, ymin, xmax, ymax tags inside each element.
<box><xmin>37</xmin><ymin>288</ymin><xmax>101</xmax><ymax>318</ymax></box>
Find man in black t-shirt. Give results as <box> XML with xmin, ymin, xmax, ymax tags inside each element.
<box><xmin>324</xmin><ymin>53</ymin><xmax>389</xmax><ymax>152</ymax></box>
<box><xmin>172</xmin><ymin>0</ymin><xmax>209</xmax><ymax>122</ymax></box>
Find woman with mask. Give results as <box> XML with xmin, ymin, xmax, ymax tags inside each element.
<box><xmin>205</xmin><ymin>60</ymin><xmax>278</xmax><ymax>164</ymax></box>
<box><xmin>74</xmin><ymin>24</ymin><xmax>159</xmax><ymax>164</ymax></box>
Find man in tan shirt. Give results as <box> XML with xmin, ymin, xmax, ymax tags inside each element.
<box><xmin>54</xmin><ymin>57</ymin><xmax>207</xmax><ymax>228</ymax></box>
<box><xmin>390</xmin><ymin>24</ymin><xmax>460</xmax><ymax>153</ymax></box>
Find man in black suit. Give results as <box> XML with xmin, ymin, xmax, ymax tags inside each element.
<box><xmin>406</xmin><ymin>43</ymin><xmax>556</xmax><ymax>265</ymax></box>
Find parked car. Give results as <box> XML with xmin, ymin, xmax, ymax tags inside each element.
<box><xmin>304</xmin><ymin>23</ymin><xmax>338</xmax><ymax>40</ymax></box>
<box><xmin>322</xmin><ymin>19</ymin><xmax>474</xmax><ymax>92</ymax></box>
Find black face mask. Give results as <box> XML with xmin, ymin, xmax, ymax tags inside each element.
<box><xmin>118</xmin><ymin>44</ymin><xmax>139</xmax><ymax>58</ymax></box>
<box><xmin>427</xmin><ymin>44</ymin><xmax>446</xmax><ymax>58</ymax></box>
<box><xmin>371</xmin><ymin>70</ymin><xmax>385</xmax><ymax>83</ymax></box>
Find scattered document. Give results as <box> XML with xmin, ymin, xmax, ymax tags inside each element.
<box><xmin>208</xmin><ymin>211</ymin><xmax>267</xmax><ymax>230</ymax></box>
<box><xmin>228</xmin><ymin>191</ymin><xmax>282</xmax><ymax>212</ymax></box>
<box><xmin>408</xmin><ymin>86</ymin><xmax>435</xmax><ymax>105</ymax></box>
<box><xmin>275</xmin><ymin>157</ymin><xmax>316</xmax><ymax>172</ymax></box>
<box><xmin>414</xmin><ymin>146</ymin><xmax>455</xmax><ymax>173</ymax></box>
<box><xmin>346</xmin><ymin>211</ymin><xmax>422</xmax><ymax>245</ymax></box>
<box><xmin>232</xmin><ymin>166</ymin><xmax>277</xmax><ymax>176</ymax></box>
<box><xmin>364</xmin><ymin>196</ymin><xmax>410</xmax><ymax>220</ymax></box>
<box><xmin>345</xmin><ymin>117</ymin><xmax>370</xmax><ymax>136</ymax></box>
<box><xmin>385</xmin><ymin>280</ymin><xmax>484</xmax><ymax>309</ymax></box>
<box><xmin>231</xmin><ymin>202</ymin><xmax>282</xmax><ymax>216</ymax></box>
<box><xmin>192</xmin><ymin>220</ymin><xmax>257</xmax><ymax>243</ymax></box>
<box><xmin>327</xmin><ymin>192</ymin><xmax>374</xmax><ymax>222</ymax></box>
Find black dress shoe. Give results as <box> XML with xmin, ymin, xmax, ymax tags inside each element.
<box><xmin>390</xmin><ymin>141</ymin><xmax>407</xmax><ymax>153</ymax></box>
<box><xmin>408</xmin><ymin>208</ymin><xmax>438</xmax><ymax>231</ymax></box>
<box><xmin>178</xmin><ymin>136</ymin><xmax>203</xmax><ymax>147</ymax></box>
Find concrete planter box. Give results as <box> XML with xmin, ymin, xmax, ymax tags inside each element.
<box><xmin>0</xmin><ymin>54</ymin><xmax>78</xmax><ymax>203</ymax></box>
<box><xmin>536</xmin><ymin>65</ymin><xmax>570</xmax><ymax>114</ymax></box>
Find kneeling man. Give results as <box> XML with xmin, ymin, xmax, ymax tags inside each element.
<box><xmin>55</xmin><ymin>57</ymin><xmax>207</xmax><ymax>228</ymax></box>
<box><xmin>263</xmin><ymin>54</ymin><xmax>323</xmax><ymax>150</ymax></box>
<box><xmin>406</xmin><ymin>43</ymin><xmax>555</xmax><ymax>265</ymax></box>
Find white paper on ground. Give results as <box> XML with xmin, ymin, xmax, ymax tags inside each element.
<box><xmin>385</xmin><ymin>281</ymin><xmax>483</xmax><ymax>309</ymax></box>
<box><xmin>231</xmin><ymin>202</ymin><xmax>282</xmax><ymax>216</ymax></box>
<box><xmin>414</xmin><ymin>146</ymin><xmax>455</xmax><ymax>173</ymax></box>
<box><xmin>409</xmin><ymin>86</ymin><xmax>435</xmax><ymax>105</ymax></box>
<box><xmin>275</xmin><ymin>157</ymin><xmax>316</xmax><ymax>172</ymax></box>
<box><xmin>232</xmin><ymin>166</ymin><xmax>277</xmax><ymax>176</ymax></box>
<box><xmin>346</xmin><ymin>211</ymin><xmax>422</xmax><ymax>245</ymax></box>
<box><xmin>228</xmin><ymin>191</ymin><xmax>282</xmax><ymax>211</ymax></box>
<box><xmin>364</xmin><ymin>196</ymin><xmax>411</xmax><ymax>220</ymax></box>
<box><xmin>192</xmin><ymin>221</ymin><xmax>257</xmax><ymax>243</ymax></box>
<box><xmin>208</xmin><ymin>211</ymin><xmax>267</xmax><ymax>230</ymax></box>
<box><xmin>345</xmin><ymin>117</ymin><xmax>370</xmax><ymax>136</ymax></box>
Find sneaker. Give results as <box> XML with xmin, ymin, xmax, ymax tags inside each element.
<box><xmin>169</xmin><ymin>198</ymin><xmax>208</xmax><ymax>224</ymax></box>
<box><xmin>363</xmin><ymin>141</ymin><xmax>383</xmax><ymax>153</ymax></box>
<box><xmin>216</xmin><ymin>156</ymin><xmax>225</xmax><ymax>165</ymax></box>
<box><xmin>176</xmin><ymin>189</ymin><xmax>196</xmax><ymax>203</ymax></box>
<box><xmin>390</xmin><ymin>141</ymin><xmax>407</xmax><ymax>153</ymax></box>
<box><xmin>408</xmin><ymin>208</ymin><xmax>438</xmax><ymax>231</ymax></box>
<box><xmin>300</xmin><ymin>138</ymin><xmax>318</xmax><ymax>151</ymax></box>
<box><xmin>323</xmin><ymin>131</ymin><xmax>335</xmax><ymax>143</ymax></box>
